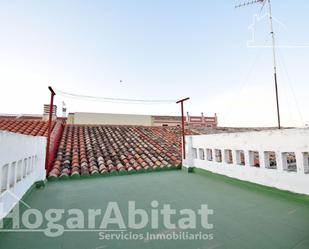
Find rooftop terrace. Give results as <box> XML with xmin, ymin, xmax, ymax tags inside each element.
<box><xmin>1</xmin><ymin>170</ymin><xmax>309</xmax><ymax>249</ymax></box>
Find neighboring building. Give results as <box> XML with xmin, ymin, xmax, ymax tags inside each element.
<box><xmin>1</xmin><ymin>105</ymin><xmax>217</xmax><ymax>128</ymax></box>
<box><xmin>67</xmin><ymin>112</ymin><xmax>218</xmax><ymax>127</ymax></box>
<box><xmin>43</xmin><ymin>104</ymin><xmax>57</xmax><ymax>116</ymax></box>
<box><xmin>151</xmin><ymin>116</ymin><xmax>182</xmax><ymax>127</ymax></box>
<box><xmin>152</xmin><ymin>112</ymin><xmax>217</xmax><ymax>128</ymax></box>
<box><xmin>68</xmin><ymin>112</ymin><xmax>152</xmax><ymax>126</ymax></box>
<box><xmin>0</xmin><ymin>104</ymin><xmax>60</xmax><ymax>122</ymax></box>
<box><xmin>43</xmin><ymin>104</ymin><xmax>57</xmax><ymax>121</ymax></box>
<box><xmin>185</xmin><ymin>112</ymin><xmax>218</xmax><ymax>128</ymax></box>
<box><xmin>0</xmin><ymin>114</ymin><xmax>42</xmax><ymax>120</ymax></box>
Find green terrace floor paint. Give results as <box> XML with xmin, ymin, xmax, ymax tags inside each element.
<box><xmin>1</xmin><ymin>170</ymin><xmax>309</xmax><ymax>249</ymax></box>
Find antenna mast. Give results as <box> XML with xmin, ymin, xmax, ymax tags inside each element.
<box><xmin>62</xmin><ymin>101</ymin><xmax>67</xmax><ymax>117</ymax></box>
<box><xmin>236</xmin><ymin>0</ymin><xmax>281</xmax><ymax>129</ymax></box>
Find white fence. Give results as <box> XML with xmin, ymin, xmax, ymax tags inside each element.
<box><xmin>0</xmin><ymin>131</ymin><xmax>46</xmax><ymax>219</ymax></box>
<box><xmin>183</xmin><ymin>128</ymin><xmax>309</xmax><ymax>195</ymax></box>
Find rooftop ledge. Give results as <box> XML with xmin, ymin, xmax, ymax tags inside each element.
<box><xmin>184</xmin><ymin>128</ymin><xmax>309</xmax><ymax>195</ymax></box>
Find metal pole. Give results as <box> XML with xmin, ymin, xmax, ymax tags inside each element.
<box><xmin>235</xmin><ymin>0</ymin><xmax>281</xmax><ymax>128</ymax></box>
<box><xmin>45</xmin><ymin>86</ymin><xmax>56</xmax><ymax>171</ymax></box>
<box><xmin>181</xmin><ymin>102</ymin><xmax>186</xmax><ymax>159</ymax></box>
<box><xmin>267</xmin><ymin>0</ymin><xmax>281</xmax><ymax>129</ymax></box>
<box><xmin>176</xmin><ymin>97</ymin><xmax>190</xmax><ymax>160</ymax></box>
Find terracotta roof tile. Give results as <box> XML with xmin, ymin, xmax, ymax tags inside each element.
<box><xmin>48</xmin><ymin>125</ymin><xmax>186</xmax><ymax>178</ymax></box>
<box><xmin>0</xmin><ymin>118</ymin><xmax>55</xmax><ymax>137</ymax></box>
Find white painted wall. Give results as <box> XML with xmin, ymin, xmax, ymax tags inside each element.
<box><xmin>69</xmin><ymin>112</ymin><xmax>217</xmax><ymax>127</ymax></box>
<box><xmin>0</xmin><ymin>131</ymin><xmax>46</xmax><ymax>219</ymax></box>
<box><xmin>183</xmin><ymin>128</ymin><xmax>309</xmax><ymax>195</ymax></box>
<box><xmin>69</xmin><ymin>112</ymin><xmax>152</xmax><ymax>126</ymax></box>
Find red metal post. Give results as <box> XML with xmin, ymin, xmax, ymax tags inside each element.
<box><xmin>176</xmin><ymin>97</ymin><xmax>190</xmax><ymax>160</ymax></box>
<box><xmin>45</xmin><ymin>86</ymin><xmax>56</xmax><ymax>171</ymax></box>
<box><xmin>181</xmin><ymin>101</ymin><xmax>185</xmax><ymax>158</ymax></box>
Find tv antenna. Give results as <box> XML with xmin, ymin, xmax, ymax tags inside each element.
<box><xmin>235</xmin><ymin>0</ymin><xmax>265</xmax><ymax>9</ymax></box>
<box><xmin>236</xmin><ymin>0</ymin><xmax>281</xmax><ymax>129</ymax></box>
<box><xmin>62</xmin><ymin>101</ymin><xmax>67</xmax><ymax>117</ymax></box>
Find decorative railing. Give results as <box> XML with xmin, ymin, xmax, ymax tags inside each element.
<box><xmin>183</xmin><ymin>128</ymin><xmax>309</xmax><ymax>195</ymax></box>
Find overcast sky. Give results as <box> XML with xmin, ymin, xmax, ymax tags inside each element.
<box><xmin>0</xmin><ymin>0</ymin><xmax>308</xmax><ymax>127</ymax></box>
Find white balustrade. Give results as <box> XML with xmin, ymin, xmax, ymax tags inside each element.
<box><xmin>183</xmin><ymin>128</ymin><xmax>309</xmax><ymax>195</ymax></box>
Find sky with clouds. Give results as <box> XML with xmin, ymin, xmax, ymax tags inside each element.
<box><xmin>0</xmin><ymin>0</ymin><xmax>308</xmax><ymax>127</ymax></box>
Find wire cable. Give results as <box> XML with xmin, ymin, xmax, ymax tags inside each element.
<box><xmin>223</xmin><ymin>34</ymin><xmax>271</xmax><ymax>119</ymax></box>
<box><xmin>54</xmin><ymin>88</ymin><xmax>177</xmax><ymax>105</ymax></box>
<box><xmin>276</xmin><ymin>48</ymin><xmax>305</xmax><ymax>126</ymax></box>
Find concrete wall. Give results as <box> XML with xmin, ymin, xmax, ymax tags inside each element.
<box><xmin>183</xmin><ymin>129</ymin><xmax>309</xmax><ymax>195</ymax></box>
<box><xmin>69</xmin><ymin>112</ymin><xmax>218</xmax><ymax>127</ymax></box>
<box><xmin>0</xmin><ymin>131</ymin><xmax>46</xmax><ymax>219</ymax></box>
<box><xmin>68</xmin><ymin>112</ymin><xmax>152</xmax><ymax>126</ymax></box>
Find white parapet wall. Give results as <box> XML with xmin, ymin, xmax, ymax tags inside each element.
<box><xmin>0</xmin><ymin>131</ymin><xmax>46</xmax><ymax>219</ymax></box>
<box><xmin>183</xmin><ymin>128</ymin><xmax>309</xmax><ymax>195</ymax></box>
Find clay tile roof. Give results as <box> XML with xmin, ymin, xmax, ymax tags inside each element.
<box><xmin>48</xmin><ymin>125</ymin><xmax>189</xmax><ymax>178</ymax></box>
<box><xmin>0</xmin><ymin>118</ymin><xmax>55</xmax><ymax>137</ymax></box>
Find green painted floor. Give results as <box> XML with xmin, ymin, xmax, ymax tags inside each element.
<box><xmin>1</xmin><ymin>170</ymin><xmax>309</xmax><ymax>249</ymax></box>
